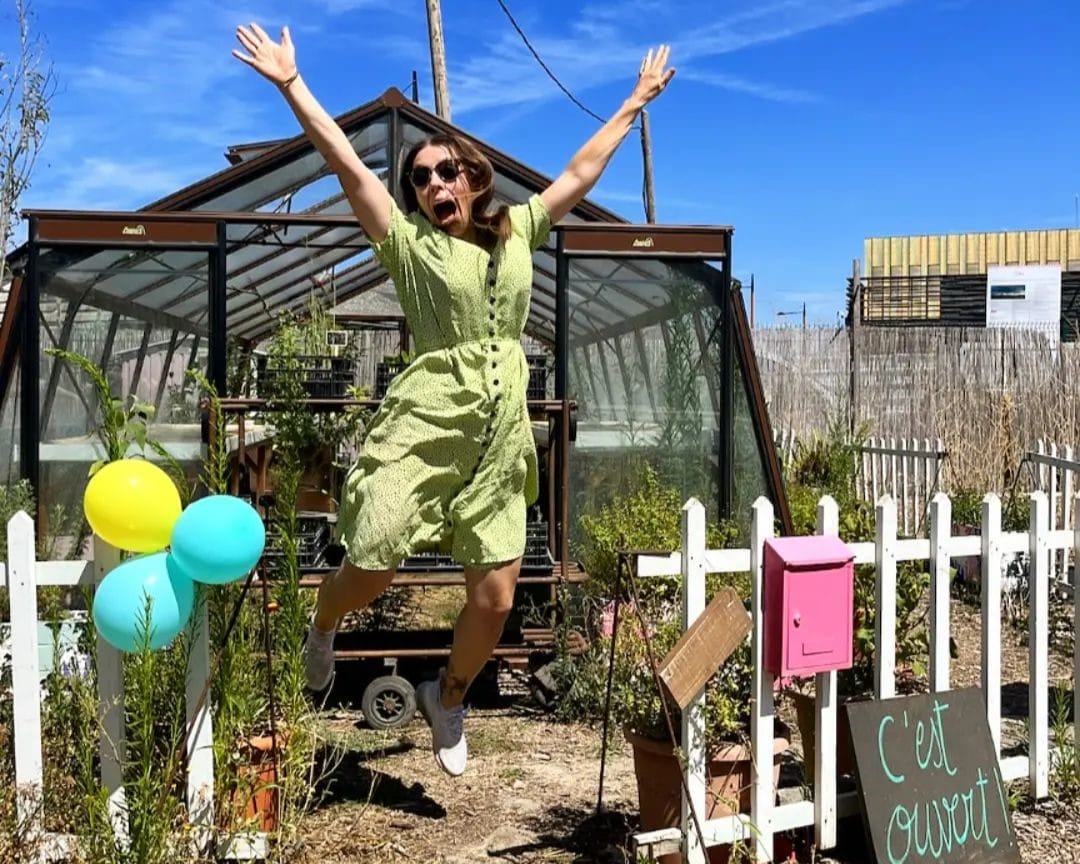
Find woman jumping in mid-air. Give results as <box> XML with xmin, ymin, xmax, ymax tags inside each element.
<box><xmin>233</xmin><ymin>21</ymin><xmax>674</xmax><ymax>778</ymax></box>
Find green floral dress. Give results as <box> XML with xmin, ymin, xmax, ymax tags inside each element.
<box><xmin>336</xmin><ymin>193</ymin><xmax>552</xmax><ymax>570</ymax></box>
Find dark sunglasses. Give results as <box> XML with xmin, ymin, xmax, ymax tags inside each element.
<box><xmin>409</xmin><ymin>158</ymin><xmax>460</xmax><ymax>189</ymax></box>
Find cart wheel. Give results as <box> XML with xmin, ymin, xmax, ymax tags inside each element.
<box><xmin>362</xmin><ymin>675</ymin><xmax>417</xmax><ymax>730</ymax></box>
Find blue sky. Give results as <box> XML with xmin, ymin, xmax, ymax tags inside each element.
<box><xmin>9</xmin><ymin>0</ymin><xmax>1079</xmax><ymax>323</ymax></box>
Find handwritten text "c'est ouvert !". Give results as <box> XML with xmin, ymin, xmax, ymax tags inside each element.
<box><xmin>876</xmin><ymin>699</ymin><xmax>1011</xmax><ymax>864</ymax></box>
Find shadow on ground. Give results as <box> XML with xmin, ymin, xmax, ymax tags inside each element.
<box><xmin>312</xmin><ymin>744</ymin><xmax>447</xmax><ymax>819</ymax></box>
<box><xmin>487</xmin><ymin>806</ymin><xmax>637</xmax><ymax>863</ymax></box>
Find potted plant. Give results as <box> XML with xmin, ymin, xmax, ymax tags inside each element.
<box><xmin>256</xmin><ymin>301</ymin><xmax>356</xmax><ymax>400</ymax></box>
<box><xmin>574</xmin><ymin>462</ymin><xmax>788</xmax><ymax>864</ymax></box>
<box><xmin>610</xmin><ymin>610</ymin><xmax>790</xmax><ymax>864</ymax></box>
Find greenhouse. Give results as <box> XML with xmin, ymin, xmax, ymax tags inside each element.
<box><xmin>0</xmin><ymin>85</ymin><xmax>790</xmax><ymax>616</ymax></box>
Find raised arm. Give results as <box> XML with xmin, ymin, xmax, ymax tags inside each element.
<box><xmin>233</xmin><ymin>23</ymin><xmax>393</xmax><ymax>242</ymax></box>
<box><xmin>540</xmin><ymin>46</ymin><xmax>675</xmax><ymax>225</ymax></box>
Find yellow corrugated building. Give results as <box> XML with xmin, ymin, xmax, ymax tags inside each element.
<box><xmin>861</xmin><ymin>228</ymin><xmax>1080</xmax><ymax>322</ymax></box>
<box><xmin>865</xmin><ymin>228</ymin><xmax>1080</xmax><ymax>277</ymax></box>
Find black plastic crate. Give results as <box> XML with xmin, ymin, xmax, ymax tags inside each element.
<box><xmin>256</xmin><ymin>354</ymin><xmax>353</xmax><ymax>399</ymax></box>
<box><xmin>523</xmin><ymin>520</ymin><xmax>554</xmax><ymax>570</ymax></box>
<box><xmin>263</xmin><ymin>512</ymin><xmax>337</xmax><ymax>571</ymax></box>
<box><xmin>526</xmin><ymin>354</ymin><xmax>549</xmax><ymax>401</ymax></box>
<box><xmin>375</xmin><ymin>360</ymin><xmax>409</xmax><ymax>398</ymax></box>
<box><xmin>399</xmin><ymin>550</ymin><xmax>456</xmax><ymax>571</ymax></box>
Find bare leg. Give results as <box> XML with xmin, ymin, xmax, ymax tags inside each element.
<box><xmin>304</xmin><ymin>560</ymin><xmax>397</xmax><ymax>691</ymax></box>
<box><xmin>440</xmin><ymin>557</ymin><xmax>521</xmax><ymax>709</ymax></box>
<box><xmin>313</xmin><ymin>560</ymin><xmax>396</xmax><ymax>631</ymax></box>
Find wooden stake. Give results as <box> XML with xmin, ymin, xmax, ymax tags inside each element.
<box><xmin>640</xmin><ymin>108</ymin><xmax>656</xmax><ymax>222</ymax></box>
<box><xmin>425</xmin><ymin>0</ymin><xmax>451</xmax><ymax>121</ymax></box>
<box><xmin>849</xmin><ymin>258</ymin><xmax>861</xmax><ymax>436</ymax></box>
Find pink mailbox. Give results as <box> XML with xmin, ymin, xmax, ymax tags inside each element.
<box><xmin>763</xmin><ymin>535</ymin><xmax>855</xmax><ymax>678</ymax></box>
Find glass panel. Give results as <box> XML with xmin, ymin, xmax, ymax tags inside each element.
<box><xmin>0</xmin><ymin>357</ymin><xmax>20</xmax><ymax>486</ymax></box>
<box><xmin>35</xmin><ymin>245</ymin><xmax>211</xmax><ymax>333</ymax></box>
<box><xmin>731</xmin><ymin>347</ymin><xmax>772</xmax><ymax>543</ymax></box>
<box><xmin>567</xmin><ymin>257</ymin><xmax>726</xmax><ymax>554</ymax></box>
<box><xmin>37</xmin><ymin>246</ymin><xmax>211</xmax><ymax>521</ymax></box>
<box><xmin>191</xmin><ymin>117</ymin><xmax>389</xmax><ymax>214</ymax></box>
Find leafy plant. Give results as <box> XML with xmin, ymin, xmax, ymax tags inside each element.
<box><xmin>579</xmin><ymin>462</ymin><xmax>743</xmax><ymax>608</ymax></box>
<box><xmin>1050</xmin><ymin>681</ymin><xmax>1080</xmax><ymax>803</ymax></box>
<box><xmin>783</xmin><ymin>419</ymin><xmax>929</xmax><ymax>698</ymax></box>
<box><xmin>610</xmin><ymin>610</ymin><xmax>753</xmax><ymax>747</ymax></box>
<box><xmin>555</xmin><ymin>464</ymin><xmax>751</xmax><ymax>749</ymax></box>
<box><xmin>381</xmin><ymin>350</ymin><xmax>414</xmax><ymax>365</ymax></box>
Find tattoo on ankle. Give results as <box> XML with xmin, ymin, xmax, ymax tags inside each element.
<box><xmin>442</xmin><ymin>672</ymin><xmax>469</xmax><ymax>702</ymax></box>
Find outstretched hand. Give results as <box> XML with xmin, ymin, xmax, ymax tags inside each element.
<box><xmin>232</xmin><ymin>22</ymin><xmax>297</xmax><ymax>87</ymax></box>
<box><xmin>631</xmin><ymin>45</ymin><xmax>675</xmax><ymax>107</ymax></box>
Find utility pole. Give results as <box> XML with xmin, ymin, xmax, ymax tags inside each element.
<box><xmin>640</xmin><ymin>108</ymin><xmax>656</xmax><ymax>222</ymax></box>
<box><xmin>425</xmin><ymin>0</ymin><xmax>451</xmax><ymax>121</ymax></box>
<box><xmin>749</xmin><ymin>274</ymin><xmax>756</xmax><ymax>328</ymax></box>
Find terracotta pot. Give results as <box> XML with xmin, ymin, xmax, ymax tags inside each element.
<box><xmin>625</xmin><ymin>726</ymin><xmax>790</xmax><ymax>864</ymax></box>
<box><xmin>239</xmin><ymin>733</ymin><xmax>282</xmax><ymax>833</ymax></box>
<box><xmin>790</xmin><ymin>690</ymin><xmax>858</xmax><ymax>786</ymax></box>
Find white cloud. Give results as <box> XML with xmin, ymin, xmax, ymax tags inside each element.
<box><xmin>680</xmin><ymin>69</ymin><xmax>820</xmax><ymax>104</ymax></box>
<box><xmin>453</xmin><ymin>0</ymin><xmax>908</xmax><ymax>115</ymax></box>
<box><xmin>20</xmin><ymin>152</ymin><xmax>198</xmax><ymax>215</ymax></box>
<box><xmin>31</xmin><ymin>0</ymin><xmax>292</xmax><ymax>210</ymax></box>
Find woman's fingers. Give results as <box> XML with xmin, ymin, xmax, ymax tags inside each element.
<box><xmin>250</xmin><ymin>21</ymin><xmax>273</xmax><ymax>44</ymax></box>
<box><xmin>236</xmin><ymin>29</ymin><xmax>258</xmax><ymax>54</ymax></box>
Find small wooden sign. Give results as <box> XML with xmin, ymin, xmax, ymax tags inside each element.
<box><xmin>845</xmin><ymin>687</ymin><xmax>1020</xmax><ymax>864</ymax></box>
<box><xmin>657</xmin><ymin>587</ymin><xmax>752</xmax><ymax>710</ymax></box>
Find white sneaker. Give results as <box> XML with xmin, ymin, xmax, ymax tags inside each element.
<box><xmin>303</xmin><ymin>614</ymin><xmax>336</xmax><ymax>692</ymax></box>
<box><xmin>416</xmin><ymin>674</ymin><xmax>468</xmax><ymax>776</ymax></box>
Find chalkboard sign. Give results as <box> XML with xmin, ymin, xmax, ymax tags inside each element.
<box><xmin>845</xmin><ymin>687</ymin><xmax>1019</xmax><ymax>864</ymax></box>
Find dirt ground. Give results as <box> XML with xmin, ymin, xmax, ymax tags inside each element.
<box><xmin>295</xmin><ymin>693</ymin><xmax>644</xmax><ymax>863</ymax></box>
<box><xmin>290</xmin><ymin>595</ymin><xmax>1080</xmax><ymax>863</ymax></box>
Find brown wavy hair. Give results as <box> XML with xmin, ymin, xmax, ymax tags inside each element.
<box><xmin>400</xmin><ymin>133</ymin><xmax>511</xmax><ymax>250</ymax></box>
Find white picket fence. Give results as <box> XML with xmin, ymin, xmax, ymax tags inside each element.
<box><xmin>630</xmin><ymin>490</ymin><xmax>1079</xmax><ymax>864</ymax></box>
<box><xmin>1030</xmin><ymin>439</ymin><xmax>1078</xmax><ymax>583</ymax></box>
<box><xmin>1</xmin><ymin>512</ymin><xmax>266</xmax><ymax>862</ymax></box>
<box><xmin>858</xmin><ymin>437</ymin><xmax>947</xmax><ymax>536</ymax></box>
<box><xmin>773</xmin><ymin>430</ymin><xmax>947</xmax><ymax>536</ymax></box>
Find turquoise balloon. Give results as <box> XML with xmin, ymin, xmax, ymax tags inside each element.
<box><xmin>93</xmin><ymin>553</ymin><xmax>195</xmax><ymax>653</ymax></box>
<box><xmin>170</xmin><ymin>494</ymin><xmax>267</xmax><ymax>585</ymax></box>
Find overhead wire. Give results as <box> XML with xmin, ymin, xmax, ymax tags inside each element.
<box><xmin>493</xmin><ymin>0</ymin><xmax>610</xmax><ymax>125</ymax></box>
<box><xmin>492</xmin><ymin>0</ymin><xmax>652</xmax><ymax>220</ymax></box>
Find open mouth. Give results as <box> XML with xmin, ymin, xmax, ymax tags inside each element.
<box><xmin>433</xmin><ymin>200</ymin><xmax>457</xmax><ymax>222</ymax></box>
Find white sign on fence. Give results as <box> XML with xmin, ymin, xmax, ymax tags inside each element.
<box><xmin>986</xmin><ymin>264</ymin><xmax>1061</xmax><ymax>335</ymax></box>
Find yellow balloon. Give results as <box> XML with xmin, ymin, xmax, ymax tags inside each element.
<box><xmin>83</xmin><ymin>459</ymin><xmax>182</xmax><ymax>553</ymax></box>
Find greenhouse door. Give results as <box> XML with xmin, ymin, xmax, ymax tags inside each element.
<box><xmin>21</xmin><ymin>215</ymin><xmax>224</xmax><ymax>526</ymax></box>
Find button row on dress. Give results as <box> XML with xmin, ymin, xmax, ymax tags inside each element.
<box><xmin>487</xmin><ymin>259</ymin><xmax>500</xmax><ymax>457</ymax></box>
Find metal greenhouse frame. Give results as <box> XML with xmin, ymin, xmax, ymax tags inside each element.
<box><xmin>0</xmin><ymin>86</ymin><xmax>791</xmax><ymax>677</ymax></box>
